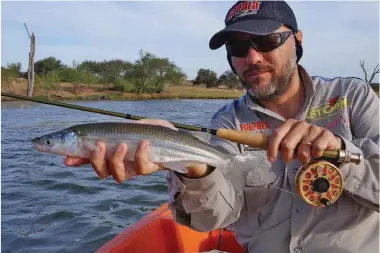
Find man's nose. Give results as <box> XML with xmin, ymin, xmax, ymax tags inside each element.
<box><xmin>245</xmin><ymin>47</ymin><xmax>263</xmax><ymax>64</ymax></box>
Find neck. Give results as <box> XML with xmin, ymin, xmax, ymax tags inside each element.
<box><xmin>259</xmin><ymin>68</ymin><xmax>305</xmax><ymax>119</ymax></box>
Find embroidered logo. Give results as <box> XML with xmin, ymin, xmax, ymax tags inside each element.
<box><xmin>306</xmin><ymin>96</ymin><xmax>348</xmax><ymax>120</ymax></box>
<box><xmin>240</xmin><ymin>120</ymin><xmax>270</xmax><ymax>131</ymax></box>
<box><xmin>226</xmin><ymin>1</ymin><xmax>261</xmax><ymax>22</ymax></box>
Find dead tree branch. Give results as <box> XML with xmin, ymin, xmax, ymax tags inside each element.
<box><xmin>360</xmin><ymin>60</ymin><xmax>379</xmax><ymax>83</ymax></box>
<box><xmin>24</xmin><ymin>23</ymin><xmax>31</xmax><ymax>38</ymax></box>
<box><xmin>24</xmin><ymin>23</ymin><xmax>35</xmax><ymax>97</ymax></box>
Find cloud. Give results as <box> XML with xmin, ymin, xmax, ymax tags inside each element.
<box><xmin>1</xmin><ymin>1</ymin><xmax>379</xmax><ymax>82</ymax></box>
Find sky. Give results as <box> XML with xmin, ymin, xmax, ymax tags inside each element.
<box><xmin>1</xmin><ymin>1</ymin><xmax>379</xmax><ymax>82</ymax></box>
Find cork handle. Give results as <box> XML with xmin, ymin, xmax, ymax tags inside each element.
<box><xmin>215</xmin><ymin>129</ymin><xmax>360</xmax><ymax>164</ymax></box>
<box><xmin>216</xmin><ymin>128</ymin><xmax>269</xmax><ymax>150</ymax></box>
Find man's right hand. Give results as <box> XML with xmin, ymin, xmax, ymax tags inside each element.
<box><xmin>64</xmin><ymin>119</ymin><xmax>210</xmax><ymax>183</ymax></box>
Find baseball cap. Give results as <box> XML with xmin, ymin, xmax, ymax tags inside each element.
<box><xmin>209</xmin><ymin>0</ymin><xmax>299</xmax><ymax>50</ymax></box>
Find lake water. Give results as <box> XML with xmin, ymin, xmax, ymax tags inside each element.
<box><xmin>1</xmin><ymin>99</ymin><xmax>233</xmax><ymax>253</ymax></box>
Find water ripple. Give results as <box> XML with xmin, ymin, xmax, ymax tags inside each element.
<box><xmin>1</xmin><ymin>99</ymin><xmax>231</xmax><ymax>252</ymax></box>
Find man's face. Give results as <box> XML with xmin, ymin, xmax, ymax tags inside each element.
<box><xmin>229</xmin><ymin>26</ymin><xmax>299</xmax><ymax>101</ymax></box>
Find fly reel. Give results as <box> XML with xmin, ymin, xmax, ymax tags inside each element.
<box><xmin>295</xmin><ymin>160</ymin><xmax>344</xmax><ymax>208</ymax></box>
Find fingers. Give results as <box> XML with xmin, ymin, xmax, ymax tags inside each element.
<box><xmin>89</xmin><ymin>141</ymin><xmax>111</xmax><ymax>179</ymax></box>
<box><xmin>64</xmin><ymin>157</ymin><xmax>90</xmax><ymax>167</ymax></box>
<box><xmin>64</xmin><ymin>139</ymin><xmax>164</xmax><ymax>183</ymax></box>
<box><xmin>134</xmin><ymin>140</ymin><xmax>161</xmax><ymax>175</ymax></box>
<box><xmin>296</xmin><ymin>125</ymin><xmax>325</xmax><ymax>163</ymax></box>
<box><xmin>267</xmin><ymin>119</ymin><xmax>296</xmax><ymax>162</ymax></box>
<box><xmin>105</xmin><ymin>140</ymin><xmax>161</xmax><ymax>183</ymax></box>
<box><xmin>297</xmin><ymin>142</ymin><xmax>312</xmax><ymax>164</ymax></box>
<box><xmin>310</xmin><ymin>130</ymin><xmax>340</xmax><ymax>158</ymax></box>
<box><xmin>268</xmin><ymin>119</ymin><xmax>340</xmax><ymax>164</ymax></box>
<box><xmin>109</xmin><ymin>143</ymin><xmax>128</xmax><ymax>183</ymax></box>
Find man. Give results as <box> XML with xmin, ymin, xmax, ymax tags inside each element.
<box><xmin>65</xmin><ymin>1</ymin><xmax>379</xmax><ymax>252</ymax></box>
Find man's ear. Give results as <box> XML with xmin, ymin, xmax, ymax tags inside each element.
<box><xmin>227</xmin><ymin>54</ymin><xmax>237</xmax><ymax>75</ymax></box>
<box><xmin>295</xmin><ymin>30</ymin><xmax>303</xmax><ymax>46</ymax></box>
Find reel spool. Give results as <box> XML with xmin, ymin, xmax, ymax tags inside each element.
<box><xmin>295</xmin><ymin>160</ymin><xmax>344</xmax><ymax>208</ymax></box>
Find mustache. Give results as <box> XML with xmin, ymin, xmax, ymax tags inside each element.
<box><xmin>243</xmin><ymin>64</ymin><xmax>274</xmax><ymax>76</ymax></box>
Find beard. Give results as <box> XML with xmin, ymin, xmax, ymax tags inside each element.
<box><xmin>239</xmin><ymin>51</ymin><xmax>297</xmax><ymax>101</ymax></box>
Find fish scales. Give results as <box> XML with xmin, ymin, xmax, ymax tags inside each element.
<box><xmin>71</xmin><ymin>122</ymin><xmax>227</xmax><ymax>160</ymax></box>
<box><xmin>31</xmin><ymin>121</ymin><xmax>266</xmax><ymax>192</ymax></box>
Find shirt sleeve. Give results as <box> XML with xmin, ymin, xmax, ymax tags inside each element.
<box><xmin>166</xmin><ymin>106</ymin><xmax>245</xmax><ymax>232</ymax></box>
<box><xmin>338</xmin><ymin>82</ymin><xmax>379</xmax><ymax>212</ymax></box>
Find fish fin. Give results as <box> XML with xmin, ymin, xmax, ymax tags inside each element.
<box><xmin>178</xmin><ymin>129</ymin><xmax>212</xmax><ymax>144</ymax></box>
<box><xmin>159</xmin><ymin>161</ymin><xmax>189</xmax><ymax>174</ymax></box>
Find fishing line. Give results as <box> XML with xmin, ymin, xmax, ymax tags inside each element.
<box><xmin>1</xmin><ymin>92</ymin><xmax>361</xmax><ymax>165</ymax></box>
<box><xmin>272</xmin><ymin>186</ymin><xmax>297</xmax><ymax>196</ymax></box>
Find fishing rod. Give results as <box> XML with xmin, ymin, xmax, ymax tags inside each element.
<box><xmin>1</xmin><ymin>92</ymin><xmax>360</xmax><ymax>164</ymax></box>
<box><xmin>2</xmin><ymin>92</ymin><xmax>362</xmax><ymax>207</ymax></box>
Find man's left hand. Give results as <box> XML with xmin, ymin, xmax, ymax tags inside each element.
<box><xmin>267</xmin><ymin>119</ymin><xmax>343</xmax><ymax>164</ymax></box>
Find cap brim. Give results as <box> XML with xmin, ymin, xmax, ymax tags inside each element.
<box><xmin>209</xmin><ymin>19</ymin><xmax>283</xmax><ymax>50</ymax></box>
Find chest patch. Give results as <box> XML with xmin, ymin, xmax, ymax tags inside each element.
<box><xmin>306</xmin><ymin>96</ymin><xmax>348</xmax><ymax>120</ymax></box>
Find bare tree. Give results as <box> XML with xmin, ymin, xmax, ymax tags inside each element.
<box><xmin>24</xmin><ymin>23</ymin><xmax>36</xmax><ymax>97</ymax></box>
<box><xmin>360</xmin><ymin>60</ymin><xmax>379</xmax><ymax>83</ymax></box>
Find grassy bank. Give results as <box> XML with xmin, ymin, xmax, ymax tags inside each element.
<box><xmin>2</xmin><ymin>78</ymin><xmax>378</xmax><ymax>102</ymax></box>
<box><xmin>1</xmin><ymin>78</ymin><xmax>246</xmax><ymax>102</ymax></box>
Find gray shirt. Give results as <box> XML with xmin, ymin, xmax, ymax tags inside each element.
<box><xmin>166</xmin><ymin>65</ymin><xmax>379</xmax><ymax>253</ymax></box>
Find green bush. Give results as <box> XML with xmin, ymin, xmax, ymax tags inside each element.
<box><xmin>112</xmin><ymin>79</ymin><xmax>135</xmax><ymax>92</ymax></box>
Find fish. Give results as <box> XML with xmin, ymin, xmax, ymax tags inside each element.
<box><xmin>31</xmin><ymin>122</ymin><xmax>266</xmax><ymax>192</ymax></box>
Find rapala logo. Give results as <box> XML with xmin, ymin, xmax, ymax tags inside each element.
<box><xmin>306</xmin><ymin>96</ymin><xmax>348</xmax><ymax>120</ymax></box>
<box><xmin>240</xmin><ymin>120</ymin><xmax>270</xmax><ymax>131</ymax></box>
<box><xmin>226</xmin><ymin>1</ymin><xmax>261</xmax><ymax>22</ymax></box>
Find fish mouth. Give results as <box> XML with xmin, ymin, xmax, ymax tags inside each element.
<box><xmin>31</xmin><ymin>142</ymin><xmax>43</xmax><ymax>151</ymax></box>
<box><xmin>30</xmin><ymin>137</ymin><xmax>44</xmax><ymax>151</ymax></box>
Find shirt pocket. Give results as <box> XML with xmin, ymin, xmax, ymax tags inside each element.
<box><xmin>243</xmin><ymin>156</ymin><xmax>292</xmax><ymax>231</ymax></box>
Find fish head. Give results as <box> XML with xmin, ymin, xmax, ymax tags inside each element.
<box><xmin>31</xmin><ymin>129</ymin><xmax>79</xmax><ymax>156</ymax></box>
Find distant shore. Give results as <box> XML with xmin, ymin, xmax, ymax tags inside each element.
<box><xmin>2</xmin><ymin>78</ymin><xmax>378</xmax><ymax>103</ymax></box>
<box><xmin>1</xmin><ymin>78</ymin><xmax>246</xmax><ymax>102</ymax></box>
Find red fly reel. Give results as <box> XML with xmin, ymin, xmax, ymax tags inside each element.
<box><xmin>295</xmin><ymin>160</ymin><xmax>344</xmax><ymax>207</ymax></box>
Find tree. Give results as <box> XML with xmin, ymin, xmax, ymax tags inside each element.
<box><xmin>24</xmin><ymin>22</ymin><xmax>35</xmax><ymax>97</ymax></box>
<box><xmin>76</xmin><ymin>59</ymin><xmax>133</xmax><ymax>85</ymax></box>
<box><xmin>34</xmin><ymin>56</ymin><xmax>63</xmax><ymax>76</ymax></box>
<box><xmin>128</xmin><ymin>50</ymin><xmax>187</xmax><ymax>93</ymax></box>
<box><xmin>360</xmin><ymin>60</ymin><xmax>379</xmax><ymax>84</ymax></box>
<box><xmin>193</xmin><ymin>68</ymin><xmax>218</xmax><ymax>87</ymax></box>
<box><xmin>5</xmin><ymin>62</ymin><xmax>22</xmax><ymax>77</ymax></box>
<box><xmin>217</xmin><ymin>70</ymin><xmax>242</xmax><ymax>89</ymax></box>
<box><xmin>76</xmin><ymin>60</ymin><xmax>102</xmax><ymax>76</ymax></box>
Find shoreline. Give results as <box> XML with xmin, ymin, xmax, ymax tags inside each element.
<box><xmin>1</xmin><ymin>92</ymin><xmax>246</xmax><ymax>103</ymax></box>
<box><xmin>1</xmin><ymin>79</ymin><xmax>246</xmax><ymax>103</ymax></box>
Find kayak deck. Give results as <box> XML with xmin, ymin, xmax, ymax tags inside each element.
<box><xmin>96</xmin><ymin>203</ymin><xmax>245</xmax><ymax>253</ymax></box>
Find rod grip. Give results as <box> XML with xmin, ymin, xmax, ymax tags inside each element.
<box><xmin>215</xmin><ymin>129</ymin><xmax>361</xmax><ymax>164</ymax></box>
<box><xmin>216</xmin><ymin>128</ymin><xmax>269</xmax><ymax>150</ymax></box>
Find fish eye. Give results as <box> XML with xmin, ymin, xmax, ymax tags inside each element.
<box><xmin>46</xmin><ymin>139</ymin><xmax>54</xmax><ymax>146</ymax></box>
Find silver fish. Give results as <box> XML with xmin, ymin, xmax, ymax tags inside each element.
<box><xmin>31</xmin><ymin>122</ymin><xmax>265</xmax><ymax>191</ymax></box>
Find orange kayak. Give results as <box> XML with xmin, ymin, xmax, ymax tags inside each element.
<box><xmin>96</xmin><ymin>203</ymin><xmax>245</xmax><ymax>253</ymax></box>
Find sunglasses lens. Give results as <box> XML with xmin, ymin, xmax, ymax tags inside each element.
<box><xmin>226</xmin><ymin>40</ymin><xmax>250</xmax><ymax>57</ymax></box>
<box><xmin>254</xmin><ymin>33</ymin><xmax>282</xmax><ymax>52</ymax></box>
<box><xmin>226</xmin><ymin>32</ymin><xmax>292</xmax><ymax>57</ymax></box>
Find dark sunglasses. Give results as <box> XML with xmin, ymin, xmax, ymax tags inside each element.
<box><xmin>226</xmin><ymin>31</ymin><xmax>294</xmax><ymax>57</ymax></box>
